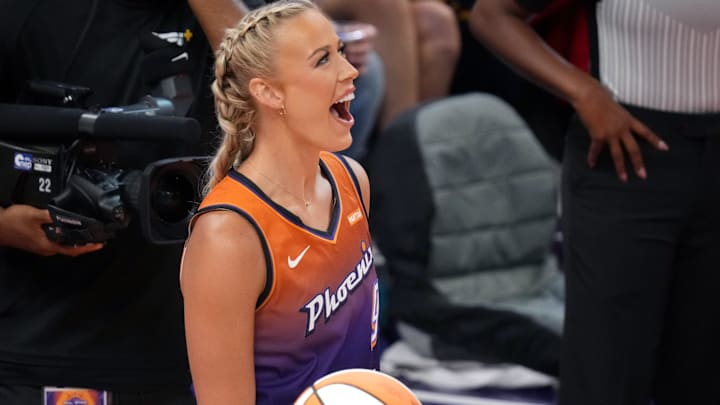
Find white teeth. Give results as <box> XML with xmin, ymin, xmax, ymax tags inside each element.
<box><xmin>335</xmin><ymin>92</ymin><xmax>355</xmax><ymax>104</ymax></box>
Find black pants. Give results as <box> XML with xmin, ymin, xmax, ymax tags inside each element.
<box><xmin>558</xmin><ymin>106</ymin><xmax>720</xmax><ymax>405</ymax></box>
<box><xmin>0</xmin><ymin>384</ymin><xmax>196</xmax><ymax>405</ymax></box>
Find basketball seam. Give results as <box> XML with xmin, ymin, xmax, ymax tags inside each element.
<box><xmin>311</xmin><ymin>384</ymin><xmax>326</xmax><ymax>405</ymax></box>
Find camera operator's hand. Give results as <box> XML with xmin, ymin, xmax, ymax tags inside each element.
<box><xmin>0</xmin><ymin>205</ymin><xmax>104</xmax><ymax>256</ymax></box>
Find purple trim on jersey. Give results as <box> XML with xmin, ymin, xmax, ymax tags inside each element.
<box><xmin>334</xmin><ymin>153</ymin><xmax>368</xmax><ymax>219</ymax></box>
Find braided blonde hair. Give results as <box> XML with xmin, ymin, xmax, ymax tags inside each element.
<box><xmin>205</xmin><ymin>0</ymin><xmax>317</xmax><ymax>194</ymax></box>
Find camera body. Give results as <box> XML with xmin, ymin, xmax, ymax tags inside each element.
<box><xmin>0</xmin><ymin>85</ymin><xmax>206</xmax><ymax>245</ymax></box>
<box><xmin>0</xmin><ymin>141</ymin><xmax>205</xmax><ymax>245</ymax></box>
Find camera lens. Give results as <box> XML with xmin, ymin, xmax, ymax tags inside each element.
<box><xmin>139</xmin><ymin>157</ymin><xmax>205</xmax><ymax>243</ymax></box>
<box><xmin>151</xmin><ymin>169</ymin><xmax>196</xmax><ymax>223</ymax></box>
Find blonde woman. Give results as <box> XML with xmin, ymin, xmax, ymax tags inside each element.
<box><xmin>180</xmin><ymin>1</ymin><xmax>379</xmax><ymax>403</ymax></box>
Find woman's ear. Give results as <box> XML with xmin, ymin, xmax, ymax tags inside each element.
<box><xmin>249</xmin><ymin>78</ymin><xmax>284</xmax><ymax>110</ymax></box>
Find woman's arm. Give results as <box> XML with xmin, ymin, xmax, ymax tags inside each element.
<box><xmin>180</xmin><ymin>210</ymin><xmax>266</xmax><ymax>404</ymax></box>
<box><xmin>470</xmin><ymin>0</ymin><xmax>591</xmax><ymax>108</ymax></box>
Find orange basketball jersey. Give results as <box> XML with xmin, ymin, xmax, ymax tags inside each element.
<box><xmin>195</xmin><ymin>152</ymin><xmax>379</xmax><ymax>404</ymax></box>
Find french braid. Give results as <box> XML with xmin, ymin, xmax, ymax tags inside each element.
<box><xmin>204</xmin><ymin>0</ymin><xmax>316</xmax><ymax>194</ymax></box>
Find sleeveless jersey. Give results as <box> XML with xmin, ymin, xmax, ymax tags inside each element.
<box><xmin>195</xmin><ymin>152</ymin><xmax>379</xmax><ymax>404</ymax></box>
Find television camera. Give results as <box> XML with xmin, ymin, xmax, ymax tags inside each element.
<box><xmin>0</xmin><ymin>83</ymin><xmax>207</xmax><ymax>245</ymax></box>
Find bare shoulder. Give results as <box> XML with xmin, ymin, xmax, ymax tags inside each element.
<box><xmin>187</xmin><ymin>209</ymin><xmax>263</xmax><ymax>262</ymax></box>
<box><xmin>181</xmin><ymin>209</ymin><xmax>266</xmax><ymax>300</ymax></box>
<box><xmin>191</xmin><ymin>209</ymin><xmax>259</xmax><ymax>243</ymax></box>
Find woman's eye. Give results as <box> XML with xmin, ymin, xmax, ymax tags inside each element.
<box><xmin>316</xmin><ymin>52</ymin><xmax>329</xmax><ymax>67</ymax></box>
<box><xmin>338</xmin><ymin>43</ymin><xmax>346</xmax><ymax>58</ymax></box>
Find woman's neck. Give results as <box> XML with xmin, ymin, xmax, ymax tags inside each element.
<box><xmin>238</xmin><ymin>141</ymin><xmax>322</xmax><ymax>210</ymax></box>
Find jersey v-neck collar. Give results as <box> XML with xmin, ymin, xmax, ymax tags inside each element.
<box><xmin>228</xmin><ymin>159</ymin><xmax>341</xmax><ymax>241</ymax></box>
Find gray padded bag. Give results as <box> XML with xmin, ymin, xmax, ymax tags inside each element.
<box><xmin>368</xmin><ymin>93</ymin><xmax>564</xmax><ymax>375</ymax></box>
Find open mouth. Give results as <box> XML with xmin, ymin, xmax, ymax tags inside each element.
<box><xmin>330</xmin><ymin>92</ymin><xmax>355</xmax><ymax>122</ymax></box>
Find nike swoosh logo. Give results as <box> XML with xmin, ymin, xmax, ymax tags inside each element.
<box><xmin>288</xmin><ymin>245</ymin><xmax>311</xmax><ymax>269</ymax></box>
<box><xmin>171</xmin><ymin>52</ymin><xmax>189</xmax><ymax>62</ymax></box>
